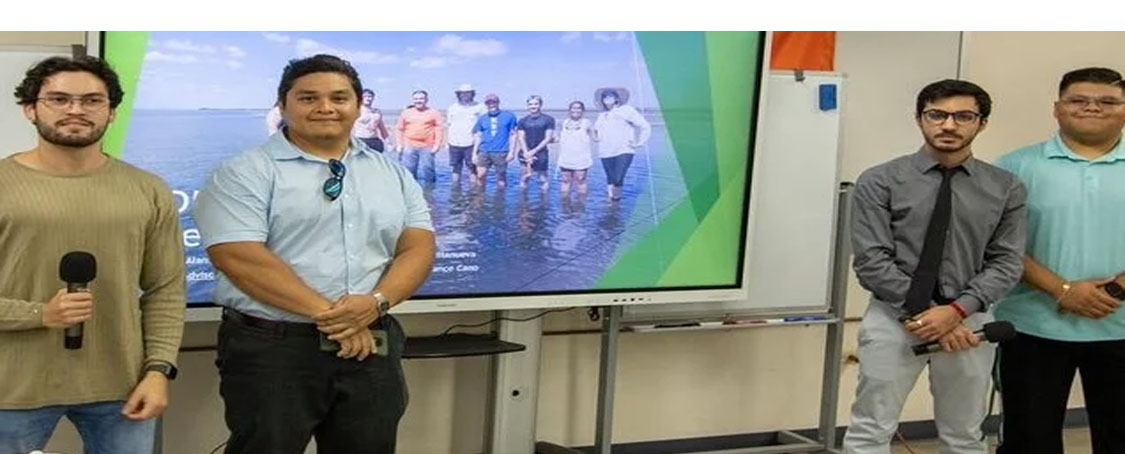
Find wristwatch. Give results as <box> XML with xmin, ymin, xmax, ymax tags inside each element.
<box><xmin>1105</xmin><ymin>281</ymin><xmax>1125</xmax><ymax>301</ymax></box>
<box><xmin>371</xmin><ymin>291</ymin><xmax>392</xmax><ymax>316</ymax></box>
<box><xmin>144</xmin><ymin>361</ymin><xmax>178</xmax><ymax>380</ymax></box>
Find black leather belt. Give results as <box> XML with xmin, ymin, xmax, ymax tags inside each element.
<box><xmin>223</xmin><ymin>308</ymin><xmax>320</xmax><ymax>337</ymax></box>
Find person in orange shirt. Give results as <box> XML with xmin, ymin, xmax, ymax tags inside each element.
<box><xmin>394</xmin><ymin>90</ymin><xmax>444</xmax><ymax>183</ymax></box>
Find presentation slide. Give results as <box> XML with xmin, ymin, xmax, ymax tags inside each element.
<box><xmin>101</xmin><ymin>31</ymin><xmax>761</xmax><ymax>304</ymax></box>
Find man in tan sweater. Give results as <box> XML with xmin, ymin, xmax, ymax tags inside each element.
<box><xmin>0</xmin><ymin>56</ymin><xmax>186</xmax><ymax>454</ymax></box>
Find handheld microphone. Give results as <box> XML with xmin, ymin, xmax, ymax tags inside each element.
<box><xmin>59</xmin><ymin>251</ymin><xmax>96</xmax><ymax>350</ymax></box>
<box><xmin>912</xmin><ymin>321</ymin><xmax>1015</xmax><ymax>356</ymax></box>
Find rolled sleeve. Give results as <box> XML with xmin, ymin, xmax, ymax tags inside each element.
<box><xmin>193</xmin><ymin>154</ymin><xmax>272</xmax><ymax>248</ymax></box>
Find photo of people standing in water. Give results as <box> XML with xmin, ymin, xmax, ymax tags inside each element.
<box><xmin>116</xmin><ymin>31</ymin><xmax>692</xmax><ymax>302</ymax></box>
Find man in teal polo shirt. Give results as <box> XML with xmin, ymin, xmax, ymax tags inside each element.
<box><xmin>995</xmin><ymin>67</ymin><xmax>1125</xmax><ymax>454</ymax></box>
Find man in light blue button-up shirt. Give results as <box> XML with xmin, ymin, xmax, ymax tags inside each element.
<box><xmin>994</xmin><ymin>67</ymin><xmax>1125</xmax><ymax>454</ymax></box>
<box><xmin>193</xmin><ymin>54</ymin><xmax>435</xmax><ymax>454</ymax></box>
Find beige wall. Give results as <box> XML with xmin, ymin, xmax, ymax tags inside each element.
<box><xmin>2</xmin><ymin>31</ymin><xmax>1102</xmax><ymax>454</ymax></box>
<box><xmin>964</xmin><ymin>31</ymin><xmax>1125</xmax><ymax>162</ymax></box>
<box><xmin>0</xmin><ymin>31</ymin><xmax>85</xmax><ymax>47</ymax></box>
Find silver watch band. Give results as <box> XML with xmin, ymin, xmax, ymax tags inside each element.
<box><xmin>372</xmin><ymin>291</ymin><xmax>392</xmax><ymax>315</ymax></box>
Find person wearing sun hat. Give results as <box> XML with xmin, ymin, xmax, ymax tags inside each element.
<box><xmin>446</xmin><ymin>83</ymin><xmax>487</xmax><ymax>185</ymax></box>
<box><xmin>592</xmin><ymin>87</ymin><xmax>650</xmax><ymax>201</ymax></box>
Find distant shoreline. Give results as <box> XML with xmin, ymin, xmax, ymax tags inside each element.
<box><xmin>136</xmin><ymin>107</ymin><xmax>674</xmax><ymax>116</ymax></box>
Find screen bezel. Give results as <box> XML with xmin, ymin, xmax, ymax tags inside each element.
<box><xmin>87</xmin><ymin>30</ymin><xmax>768</xmax><ymax>317</ymax></box>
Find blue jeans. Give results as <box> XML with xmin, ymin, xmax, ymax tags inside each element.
<box><xmin>401</xmin><ymin>146</ymin><xmax>436</xmax><ymax>183</ymax></box>
<box><xmin>0</xmin><ymin>401</ymin><xmax>155</xmax><ymax>454</ymax></box>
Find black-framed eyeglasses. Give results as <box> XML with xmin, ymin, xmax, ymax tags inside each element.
<box><xmin>921</xmin><ymin>109</ymin><xmax>981</xmax><ymax>125</ymax></box>
<box><xmin>322</xmin><ymin>159</ymin><xmax>346</xmax><ymax>201</ymax></box>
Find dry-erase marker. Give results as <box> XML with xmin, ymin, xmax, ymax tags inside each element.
<box><xmin>725</xmin><ymin>318</ymin><xmax>785</xmax><ymax>325</ymax></box>
<box><xmin>783</xmin><ymin>315</ymin><xmax>831</xmax><ymax>322</ymax></box>
<box><xmin>653</xmin><ymin>322</ymin><xmax>700</xmax><ymax>328</ymax></box>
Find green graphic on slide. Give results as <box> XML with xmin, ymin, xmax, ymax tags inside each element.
<box><xmin>595</xmin><ymin>31</ymin><xmax>759</xmax><ymax>289</ymax></box>
<box><xmin>102</xmin><ymin>31</ymin><xmax>149</xmax><ymax>158</ymax></box>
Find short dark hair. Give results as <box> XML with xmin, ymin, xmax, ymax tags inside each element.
<box><xmin>1059</xmin><ymin>67</ymin><xmax>1123</xmax><ymax>95</ymax></box>
<box><xmin>569</xmin><ymin>100</ymin><xmax>585</xmax><ymax>111</ymax></box>
<box><xmin>276</xmin><ymin>54</ymin><xmax>362</xmax><ymax>106</ymax></box>
<box><xmin>362</xmin><ymin>88</ymin><xmax>375</xmax><ymax>97</ymax></box>
<box><xmin>14</xmin><ymin>56</ymin><xmax>125</xmax><ymax>108</ymax></box>
<box><xmin>412</xmin><ymin>89</ymin><xmax>428</xmax><ymax>99</ymax></box>
<box><xmin>915</xmin><ymin>79</ymin><xmax>992</xmax><ymax>120</ymax></box>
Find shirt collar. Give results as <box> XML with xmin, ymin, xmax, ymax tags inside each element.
<box><xmin>265</xmin><ymin>129</ymin><xmax>377</xmax><ymax>161</ymax></box>
<box><xmin>1044</xmin><ymin>132</ymin><xmax>1125</xmax><ymax>163</ymax></box>
<box><xmin>911</xmin><ymin>147</ymin><xmax>976</xmax><ymax>175</ymax></box>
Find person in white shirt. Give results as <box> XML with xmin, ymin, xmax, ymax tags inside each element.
<box><xmin>593</xmin><ymin>88</ymin><xmax>651</xmax><ymax>201</ymax></box>
<box><xmin>557</xmin><ymin>100</ymin><xmax>595</xmax><ymax>197</ymax></box>
<box><xmin>445</xmin><ymin>83</ymin><xmax>487</xmax><ymax>185</ymax></box>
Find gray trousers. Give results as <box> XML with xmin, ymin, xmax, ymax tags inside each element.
<box><xmin>843</xmin><ymin>300</ymin><xmax>995</xmax><ymax>454</ymax></box>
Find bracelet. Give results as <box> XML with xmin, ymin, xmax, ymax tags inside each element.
<box><xmin>950</xmin><ymin>302</ymin><xmax>968</xmax><ymax>319</ymax></box>
<box><xmin>1055</xmin><ymin>281</ymin><xmax>1073</xmax><ymax>305</ymax></box>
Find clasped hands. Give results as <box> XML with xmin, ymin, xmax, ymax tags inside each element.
<box><xmin>312</xmin><ymin>294</ymin><xmax>382</xmax><ymax>360</ymax></box>
<box><xmin>903</xmin><ymin>304</ymin><xmax>979</xmax><ymax>353</ymax></box>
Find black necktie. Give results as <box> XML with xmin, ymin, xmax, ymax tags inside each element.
<box><xmin>904</xmin><ymin>167</ymin><xmax>955</xmax><ymax>316</ymax></box>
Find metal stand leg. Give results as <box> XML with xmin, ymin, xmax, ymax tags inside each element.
<box><xmin>815</xmin><ymin>313</ymin><xmax>845</xmax><ymax>454</ymax></box>
<box><xmin>815</xmin><ymin>183</ymin><xmax>853</xmax><ymax>454</ymax></box>
<box><xmin>594</xmin><ymin>305</ymin><xmax>622</xmax><ymax>454</ymax></box>
<box><xmin>488</xmin><ymin>310</ymin><xmax>545</xmax><ymax>454</ymax></box>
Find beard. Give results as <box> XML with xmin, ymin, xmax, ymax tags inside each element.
<box><xmin>924</xmin><ymin>132</ymin><xmax>972</xmax><ymax>153</ymax></box>
<box><xmin>35</xmin><ymin>118</ymin><xmax>108</xmax><ymax>148</ymax></box>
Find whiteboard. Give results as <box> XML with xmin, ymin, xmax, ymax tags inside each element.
<box><xmin>0</xmin><ymin>46</ymin><xmax>72</xmax><ymax>158</ymax></box>
<box><xmin>623</xmin><ymin>72</ymin><xmax>844</xmax><ymax>322</ymax></box>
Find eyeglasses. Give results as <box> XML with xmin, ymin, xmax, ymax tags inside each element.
<box><xmin>322</xmin><ymin>159</ymin><xmax>346</xmax><ymax>201</ymax></box>
<box><xmin>36</xmin><ymin>94</ymin><xmax>110</xmax><ymax>111</ymax></box>
<box><xmin>921</xmin><ymin>109</ymin><xmax>982</xmax><ymax>125</ymax></box>
<box><xmin>1059</xmin><ymin>97</ymin><xmax>1125</xmax><ymax>110</ymax></box>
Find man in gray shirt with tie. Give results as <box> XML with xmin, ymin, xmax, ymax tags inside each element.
<box><xmin>843</xmin><ymin>79</ymin><xmax>1027</xmax><ymax>454</ymax></box>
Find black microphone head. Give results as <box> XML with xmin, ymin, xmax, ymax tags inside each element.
<box><xmin>982</xmin><ymin>321</ymin><xmax>1016</xmax><ymax>343</ymax></box>
<box><xmin>59</xmin><ymin>251</ymin><xmax>97</xmax><ymax>283</ymax></box>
